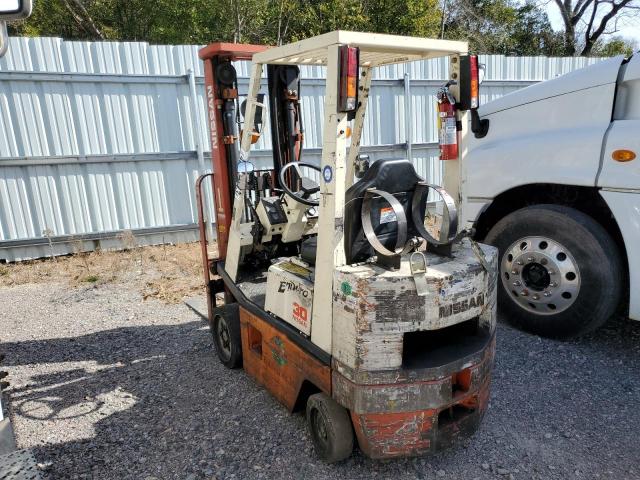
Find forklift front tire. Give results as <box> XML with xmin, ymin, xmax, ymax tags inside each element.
<box><xmin>212</xmin><ymin>310</ymin><xmax>242</xmax><ymax>369</ymax></box>
<box><xmin>306</xmin><ymin>393</ymin><xmax>354</xmax><ymax>463</ymax></box>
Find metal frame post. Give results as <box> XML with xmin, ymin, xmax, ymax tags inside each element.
<box><xmin>346</xmin><ymin>66</ymin><xmax>372</xmax><ymax>187</ymax></box>
<box><xmin>202</xmin><ymin>56</ymin><xmax>233</xmax><ymax>258</ymax></box>
<box><xmin>188</xmin><ymin>68</ymin><xmax>215</xmax><ymax>242</ymax></box>
<box><xmin>311</xmin><ymin>43</ymin><xmax>350</xmax><ymax>353</ymax></box>
<box><xmin>443</xmin><ymin>53</ymin><xmax>466</xmax><ymax>222</ymax></box>
<box><xmin>404</xmin><ymin>71</ymin><xmax>413</xmax><ymax>164</ymax></box>
<box><xmin>240</xmin><ymin>62</ymin><xmax>264</xmax><ymax>159</ymax></box>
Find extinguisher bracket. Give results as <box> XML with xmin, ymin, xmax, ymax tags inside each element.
<box><xmin>437</xmin><ymin>85</ymin><xmax>457</xmax><ymax>105</ymax></box>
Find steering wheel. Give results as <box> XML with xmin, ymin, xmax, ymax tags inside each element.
<box><xmin>278</xmin><ymin>162</ymin><xmax>321</xmax><ymax>206</ymax></box>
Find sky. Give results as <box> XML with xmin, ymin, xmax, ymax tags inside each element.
<box><xmin>545</xmin><ymin>2</ymin><xmax>640</xmax><ymax>45</ymax></box>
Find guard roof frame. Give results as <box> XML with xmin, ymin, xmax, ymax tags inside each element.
<box><xmin>252</xmin><ymin>30</ymin><xmax>468</xmax><ymax>67</ymax></box>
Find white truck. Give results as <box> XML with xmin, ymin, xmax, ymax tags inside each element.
<box><xmin>464</xmin><ymin>53</ymin><xmax>639</xmax><ymax>338</ymax></box>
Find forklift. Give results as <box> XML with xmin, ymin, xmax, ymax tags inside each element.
<box><xmin>196</xmin><ymin>31</ymin><xmax>497</xmax><ymax>462</ymax></box>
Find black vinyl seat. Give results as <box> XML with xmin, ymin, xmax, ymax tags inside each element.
<box><xmin>300</xmin><ymin>235</ymin><xmax>317</xmax><ymax>266</ymax></box>
<box><xmin>344</xmin><ymin>158</ymin><xmax>426</xmax><ymax>264</ymax></box>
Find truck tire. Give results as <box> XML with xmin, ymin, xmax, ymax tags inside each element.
<box><xmin>306</xmin><ymin>393</ymin><xmax>354</xmax><ymax>463</ymax></box>
<box><xmin>211</xmin><ymin>306</ymin><xmax>243</xmax><ymax>369</ymax></box>
<box><xmin>485</xmin><ymin>204</ymin><xmax>622</xmax><ymax>338</ymax></box>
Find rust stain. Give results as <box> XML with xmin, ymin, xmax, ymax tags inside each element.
<box><xmin>239</xmin><ymin>307</ymin><xmax>331</xmax><ymax>412</ymax></box>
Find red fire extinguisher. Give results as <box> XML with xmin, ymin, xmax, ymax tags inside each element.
<box><xmin>437</xmin><ymin>86</ymin><xmax>458</xmax><ymax>160</ymax></box>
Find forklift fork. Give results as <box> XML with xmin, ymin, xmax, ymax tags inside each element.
<box><xmin>195</xmin><ymin>172</ymin><xmax>226</xmax><ymax>323</ymax></box>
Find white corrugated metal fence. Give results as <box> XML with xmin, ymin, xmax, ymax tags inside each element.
<box><xmin>0</xmin><ymin>36</ymin><xmax>604</xmax><ymax>261</ymax></box>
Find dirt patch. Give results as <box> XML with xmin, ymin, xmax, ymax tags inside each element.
<box><xmin>0</xmin><ymin>242</ymin><xmax>209</xmax><ymax>304</ymax></box>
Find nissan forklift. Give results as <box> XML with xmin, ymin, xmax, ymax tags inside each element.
<box><xmin>196</xmin><ymin>31</ymin><xmax>498</xmax><ymax>462</ymax></box>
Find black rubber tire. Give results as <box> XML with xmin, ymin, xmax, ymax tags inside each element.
<box><xmin>485</xmin><ymin>204</ymin><xmax>623</xmax><ymax>338</ymax></box>
<box><xmin>306</xmin><ymin>393</ymin><xmax>354</xmax><ymax>463</ymax></box>
<box><xmin>211</xmin><ymin>310</ymin><xmax>242</xmax><ymax>369</ymax></box>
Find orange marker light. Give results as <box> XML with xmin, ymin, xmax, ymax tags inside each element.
<box><xmin>338</xmin><ymin>46</ymin><xmax>359</xmax><ymax>112</ymax></box>
<box><xmin>612</xmin><ymin>149</ymin><xmax>636</xmax><ymax>162</ymax></box>
<box><xmin>470</xmin><ymin>55</ymin><xmax>479</xmax><ymax>109</ymax></box>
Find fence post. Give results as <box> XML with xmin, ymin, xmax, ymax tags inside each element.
<box><xmin>403</xmin><ymin>71</ymin><xmax>413</xmax><ymax>163</ymax></box>
<box><xmin>188</xmin><ymin>68</ymin><xmax>206</xmax><ymax>173</ymax></box>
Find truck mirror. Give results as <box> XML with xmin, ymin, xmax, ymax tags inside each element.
<box><xmin>478</xmin><ymin>63</ymin><xmax>486</xmax><ymax>85</ymax></box>
<box><xmin>354</xmin><ymin>154</ymin><xmax>370</xmax><ymax>179</ymax></box>
<box><xmin>238</xmin><ymin>161</ymin><xmax>255</xmax><ymax>174</ymax></box>
<box><xmin>0</xmin><ymin>0</ymin><xmax>32</xmax><ymax>19</ymax></box>
<box><xmin>0</xmin><ymin>0</ymin><xmax>32</xmax><ymax>58</ymax></box>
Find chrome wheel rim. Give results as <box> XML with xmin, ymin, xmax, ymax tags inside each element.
<box><xmin>501</xmin><ymin>236</ymin><xmax>580</xmax><ymax>315</ymax></box>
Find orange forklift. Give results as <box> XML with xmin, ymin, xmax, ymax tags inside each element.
<box><xmin>196</xmin><ymin>32</ymin><xmax>497</xmax><ymax>462</ymax></box>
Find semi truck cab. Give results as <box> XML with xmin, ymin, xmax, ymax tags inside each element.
<box><xmin>463</xmin><ymin>53</ymin><xmax>639</xmax><ymax>338</ymax></box>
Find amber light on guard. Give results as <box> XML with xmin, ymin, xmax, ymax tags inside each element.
<box><xmin>458</xmin><ymin>54</ymin><xmax>481</xmax><ymax>112</ymax></box>
<box><xmin>338</xmin><ymin>46</ymin><xmax>359</xmax><ymax>112</ymax></box>
<box><xmin>469</xmin><ymin>55</ymin><xmax>479</xmax><ymax>109</ymax></box>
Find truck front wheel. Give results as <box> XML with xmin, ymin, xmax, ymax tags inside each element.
<box><xmin>485</xmin><ymin>204</ymin><xmax>623</xmax><ymax>338</ymax></box>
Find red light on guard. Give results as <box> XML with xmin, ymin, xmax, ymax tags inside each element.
<box><xmin>338</xmin><ymin>46</ymin><xmax>359</xmax><ymax>112</ymax></box>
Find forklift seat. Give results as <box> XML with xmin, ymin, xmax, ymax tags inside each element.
<box><xmin>344</xmin><ymin>158</ymin><xmax>426</xmax><ymax>264</ymax></box>
<box><xmin>300</xmin><ymin>235</ymin><xmax>317</xmax><ymax>266</ymax></box>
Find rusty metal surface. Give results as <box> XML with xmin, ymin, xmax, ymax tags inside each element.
<box><xmin>239</xmin><ymin>306</ymin><xmax>331</xmax><ymax>412</ymax></box>
<box><xmin>202</xmin><ymin>56</ymin><xmax>234</xmax><ymax>259</ymax></box>
<box><xmin>345</xmin><ymin>341</ymin><xmax>494</xmax><ymax>459</ymax></box>
<box><xmin>198</xmin><ymin>43</ymin><xmax>268</xmax><ymax>61</ymax></box>
<box><xmin>332</xmin><ymin>240</ymin><xmax>498</xmax><ymax>376</ymax></box>
<box><xmin>328</xmin><ymin>239</ymin><xmax>497</xmax><ymax>459</ymax></box>
<box><xmin>196</xmin><ymin>172</ymin><xmax>217</xmax><ymax>322</ymax></box>
<box><xmin>332</xmin><ymin>336</ymin><xmax>495</xmax><ymax>413</ymax></box>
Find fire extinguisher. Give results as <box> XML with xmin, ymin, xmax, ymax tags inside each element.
<box><xmin>437</xmin><ymin>85</ymin><xmax>458</xmax><ymax>160</ymax></box>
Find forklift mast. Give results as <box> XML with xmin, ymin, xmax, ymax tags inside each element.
<box><xmin>198</xmin><ymin>43</ymin><xmax>303</xmax><ymax>260</ymax></box>
<box><xmin>267</xmin><ymin>65</ymin><xmax>304</xmax><ymax>179</ymax></box>
<box><xmin>198</xmin><ymin>43</ymin><xmax>267</xmax><ymax>258</ymax></box>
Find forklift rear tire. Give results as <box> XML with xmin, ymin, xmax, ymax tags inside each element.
<box><xmin>212</xmin><ymin>311</ymin><xmax>242</xmax><ymax>369</ymax></box>
<box><xmin>485</xmin><ymin>204</ymin><xmax>623</xmax><ymax>338</ymax></box>
<box><xmin>306</xmin><ymin>393</ymin><xmax>354</xmax><ymax>463</ymax></box>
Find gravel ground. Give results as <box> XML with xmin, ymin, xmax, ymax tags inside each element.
<box><xmin>2</xmin><ymin>281</ymin><xmax>639</xmax><ymax>480</ymax></box>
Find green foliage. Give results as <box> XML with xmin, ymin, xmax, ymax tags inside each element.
<box><xmin>590</xmin><ymin>37</ymin><xmax>637</xmax><ymax>57</ymax></box>
<box><xmin>443</xmin><ymin>0</ymin><xmax>564</xmax><ymax>55</ymax></box>
<box><xmin>364</xmin><ymin>0</ymin><xmax>441</xmax><ymax>37</ymax></box>
<box><xmin>11</xmin><ymin>0</ymin><xmax>442</xmax><ymax>45</ymax></box>
<box><xmin>9</xmin><ymin>0</ymin><xmax>631</xmax><ymax>58</ymax></box>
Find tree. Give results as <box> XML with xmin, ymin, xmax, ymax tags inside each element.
<box><xmin>510</xmin><ymin>3</ymin><xmax>565</xmax><ymax>55</ymax></box>
<box><xmin>364</xmin><ymin>0</ymin><xmax>441</xmax><ymax>37</ymax></box>
<box><xmin>547</xmin><ymin>0</ymin><xmax>640</xmax><ymax>55</ymax></box>
<box><xmin>12</xmin><ymin>0</ymin><xmax>231</xmax><ymax>43</ymax></box>
<box><xmin>443</xmin><ymin>0</ymin><xmax>564</xmax><ymax>55</ymax></box>
<box><xmin>11</xmin><ymin>0</ymin><xmax>635</xmax><ymax>58</ymax></box>
<box><xmin>591</xmin><ymin>35</ymin><xmax>637</xmax><ymax>55</ymax></box>
<box><xmin>62</xmin><ymin>0</ymin><xmax>104</xmax><ymax>39</ymax></box>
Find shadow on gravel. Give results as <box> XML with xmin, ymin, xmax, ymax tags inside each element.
<box><xmin>3</xmin><ymin>320</ymin><xmax>250</xmax><ymax>479</ymax></box>
<box><xmin>4</xmin><ymin>313</ymin><xmax>640</xmax><ymax>480</ymax></box>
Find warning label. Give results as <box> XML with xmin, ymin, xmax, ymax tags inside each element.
<box><xmin>379</xmin><ymin>206</ymin><xmax>397</xmax><ymax>224</ymax></box>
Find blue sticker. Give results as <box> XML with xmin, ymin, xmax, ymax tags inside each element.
<box><xmin>323</xmin><ymin>165</ymin><xmax>333</xmax><ymax>183</ymax></box>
